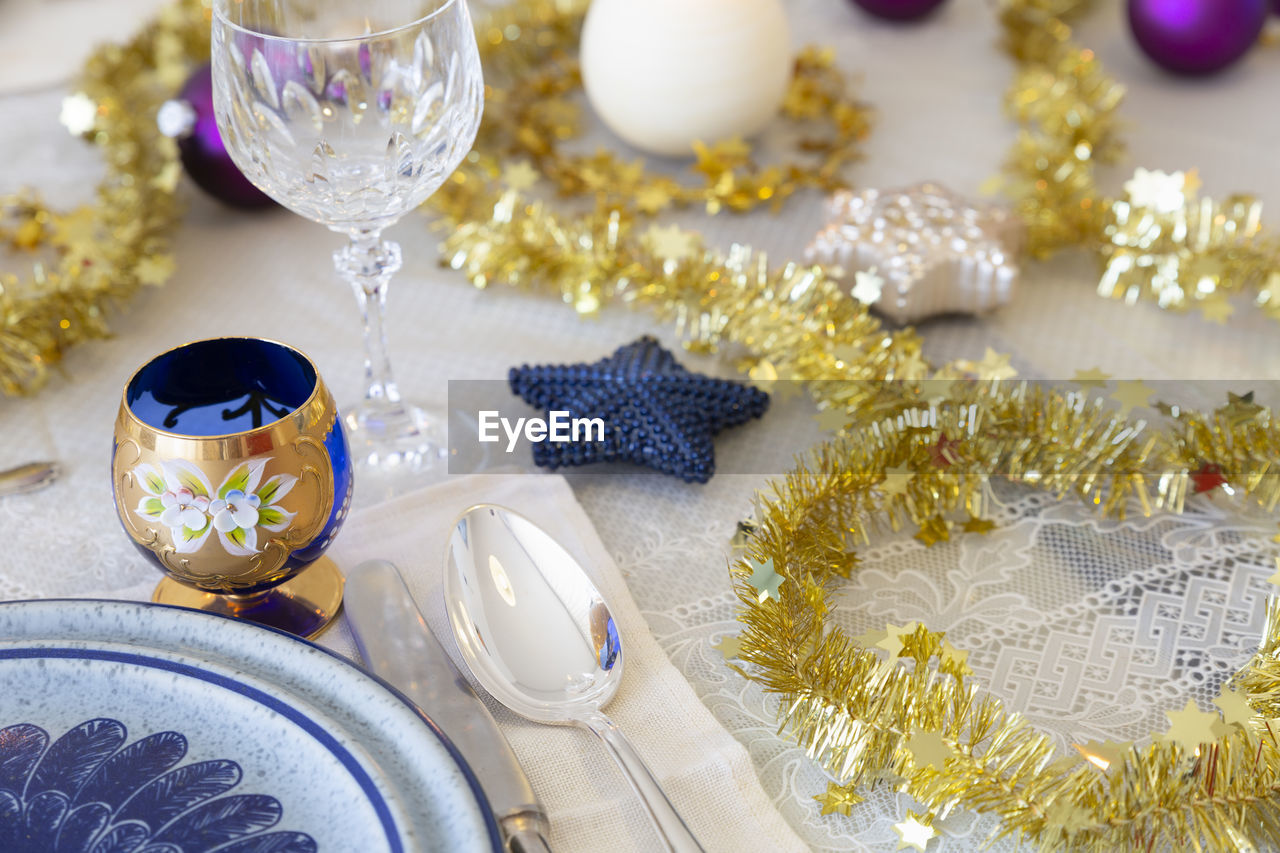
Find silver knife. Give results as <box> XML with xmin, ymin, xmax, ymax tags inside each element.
<box><xmin>346</xmin><ymin>559</ymin><xmax>553</xmax><ymax>853</ymax></box>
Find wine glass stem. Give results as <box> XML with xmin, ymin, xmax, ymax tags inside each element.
<box><xmin>335</xmin><ymin>229</ymin><xmax>404</xmax><ymax>412</ymax></box>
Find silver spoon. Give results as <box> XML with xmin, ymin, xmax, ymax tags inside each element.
<box><xmin>0</xmin><ymin>462</ymin><xmax>59</xmax><ymax>497</ymax></box>
<box><xmin>445</xmin><ymin>504</ymin><xmax>705</xmax><ymax>853</ymax></box>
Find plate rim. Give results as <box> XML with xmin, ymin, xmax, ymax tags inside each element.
<box><xmin>0</xmin><ymin>597</ymin><xmax>504</xmax><ymax>853</ymax></box>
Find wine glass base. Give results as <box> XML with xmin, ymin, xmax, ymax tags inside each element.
<box><xmin>344</xmin><ymin>401</ymin><xmax>448</xmax><ymax>478</ymax></box>
<box><xmin>151</xmin><ymin>557</ymin><xmax>345</xmax><ymax>640</ymax></box>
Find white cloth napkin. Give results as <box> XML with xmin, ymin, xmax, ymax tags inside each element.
<box><xmin>321</xmin><ymin>473</ymin><xmax>806</xmax><ymax>853</ymax></box>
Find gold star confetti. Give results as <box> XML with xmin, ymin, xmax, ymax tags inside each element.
<box><xmin>12</xmin><ymin>219</ymin><xmax>42</xmax><ymax>251</ymax></box>
<box><xmin>644</xmin><ymin>224</ymin><xmax>698</xmax><ymax>263</ymax></box>
<box><xmin>876</xmin><ymin>622</ymin><xmax>918</xmax><ymax>660</ymax></box>
<box><xmin>913</xmin><ymin>515</ymin><xmax>950</xmax><ymax>547</ymax></box>
<box><xmin>893</xmin><ymin>811</ymin><xmax>937</xmax><ymax>852</ymax></box>
<box><xmin>972</xmin><ymin>348</ymin><xmax>1016</xmax><ymax>380</ymax></box>
<box><xmin>961</xmin><ymin>515</ymin><xmax>995</xmax><ymax>534</ymax></box>
<box><xmin>852</xmin><ymin>627</ymin><xmax>887</xmax><ymax>647</ymax></box>
<box><xmin>634</xmin><ymin>184</ymin><xmax>672</xmax><ymax>214</ymax></box>
<box><xmin>134</xmin><ymin>254</ymin><xmax>175</xmax><ymax>286</ymax></box>
<box><xmin>880</xmin><ymin>465</ymin><xmax>912</xmax><ymax>497</ymax></box>
<box><xmin>500</xmin><ymin>160</ymin><xmax>540</xmax><ymax>191</ymax></box>
<box><xmin>1073</xmin><ymin>739</ymin><xmax>1132</xmax><ymax>773</ymax></box>
<box><xmin>851</xmin><ymin>268</ymin><xmax>885</xmax><ymax>305</ymax></box>
<box><xmin>829</xmin><ymin>552</ymin><xmax>859</xmax><ymax>580</ymax></box>
<box><xmin>746</xmin><ymin>556</ymin><xmax>783</xmax><ymax>603</ymax></box>
<box><xmin>920</xmin><ymin>378</ymin><xmax>958</xmax><ymax>405</ymax></box>
<box><xmin>906</xmin><ymin>729</ymin><xmax>951</xmax><ymax>770</ymax></box>
<box><xmin>51</xmin><ymin>207</ymin><xmax>98</xmax><ymax>246</ymax></box>
<box><xmin>953</xmin><ymin>347</ymin><xmax>1017</xmax><ymax>380</ymax></box>
<box><xmin>693</xmin><ymin>136</ymin><xmax>751</xmax><ymax>178</ymax></box>
<box><xmin>1110</xmin><ymin>380</ymin><xmax>1154</xmax><ymax>416</ymax></box>
<box><xmin>940</xmin><ymin>641</ymin><xmax>973</xmax><ymax>679</ymax></box>
<box><xmin>746</xmin><ymin>359</ymin><xmax>801</xmax><ymax>401</ymax></box>
<box><xmin>896</xmin><ymin>352</ymin><xmax>930</xmax><ymax>381</ymax></box>
<box><xmin>1269</xmin><ymin>565</ymin><xmax>1280</xmax><ymax>587</ymax></box>
<box><xmin>1214</xmin><ymin>687</ymin><xmax>1254</xmax><ymax>728</ymax></box>
<box><xmin>59</xmin><ymin>93</ymin><xmax>98</xmax><ymax>135</ymax></box>
<box><xmin>1217</xmin><ymin>391</ymin><xmax>1263</xmax><ymax>427</ymax></box>
<box><xmin>711</xmin><ymin>633</ymin><xmax>743</xmax><ymax>660</ymax></box>
<box><xmin>1071</xmin><ymin>367</ymin><xmax>1110</xmax><ymax>389</ymax></box>
<box><xmin>1163</xmin><ymin>699</ymin><xmax>1226</xmax><ymax>752</ymax></box>
<box><xmin>813</xmin><ymin>782</ymin><xmax>862</xmax><ymax>817</ymax></box>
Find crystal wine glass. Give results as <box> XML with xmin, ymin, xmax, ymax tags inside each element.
<box><xmin>211</xmin><ymin>0</ymin><xmax>483</xmax><ymax>479</ymax></box>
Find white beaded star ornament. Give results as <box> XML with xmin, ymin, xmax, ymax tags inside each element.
<box><xmin>807</xmin><ymin>183</ymin><xmax>1022</xmax><ymax>323</ymax></box>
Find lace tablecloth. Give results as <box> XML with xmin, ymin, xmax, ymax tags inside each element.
<box><xmin>3</xmin><ymin>0</ymin><xmax>1280</xmax><ymax>849</ymax></box>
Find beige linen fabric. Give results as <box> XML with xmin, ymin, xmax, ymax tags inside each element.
<box><xmin>321</xmin><ymin>473</ymin><xmax>808</xmax><ymax>853</ymax></box>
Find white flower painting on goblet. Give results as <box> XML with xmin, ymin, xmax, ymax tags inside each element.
<box><xmin>133</xmin><ymin>458</ymin><xmax>296</xmax><ymax>556</ymax></box>
<box><xmin>160</xmin><ymin>488</ymin><xmax>211</xmax><ymax>534</ymax></box>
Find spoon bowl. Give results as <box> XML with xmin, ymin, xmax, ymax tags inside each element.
<box><xmin>445</xmin><ymin>504</ymin><xmax>703</xmax><ymax>853</ymax></box>
<box><xmin>445</xmin><ymin>504</ymin><xmax>623</xmax><ymax>721</ymax></box>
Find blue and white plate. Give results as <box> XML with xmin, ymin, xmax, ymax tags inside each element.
<box><xmin>0</xmin><ymin>599</ymin><xmax>501</xmax><ymax>853</ymax></box>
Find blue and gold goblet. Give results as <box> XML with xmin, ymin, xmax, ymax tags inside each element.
<box><xmin>112</xmin><ymin>338</ymin><xmax>353</xmax><ymax>638</ymax></box>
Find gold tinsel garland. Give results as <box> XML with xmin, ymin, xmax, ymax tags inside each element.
<box><xmin>459</xmin><ymin>0</ymin><xmax>870</xmax><ymax>217</ymax></box>
<box><xmin>998</xmin><ymin>0</ymin><xmax>1280</xmax><ymax>324</ymax></box>
<box><xmin>2</xmin><ymin>0</ymin><xmax>1275</xmax><ymax>394</ymax></box>
<box><xmin>441</xmin><ymin>0</ymin><xmax>1280</xmax><ymax>325</ymax></box>
<box><xmin>428</xmin><ymin>0</ymin><xmax>953</xmax><ymax>408</ymax></box>
<box><xmin>0</xmin><ymin>3</ymin><xmax>205</xmax><ymax>396</ymax></box>
<box><xmin>0</xmin><ymin>0</ymin><xmax>870</xmax><ymax>397</ymax></box>
<box><xmin>6</xmin><ymin>0</ymin><xmax>1279</xmax><ymax>846</ymax></box>
<box><xmin>733</xmin><ymin>384</ymin><xmax>1280</xmax><ymax>851</ymax></box>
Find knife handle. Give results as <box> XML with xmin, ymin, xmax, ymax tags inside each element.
<box><xmin>346</xmin><ymin>560</ymin><xmax>554</xmax><ymax>853</ymax></box>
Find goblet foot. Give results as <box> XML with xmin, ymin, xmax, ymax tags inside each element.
<box><xmin>343</xmin><ymin>399</ymin><xmax>447</xmax><ymax>480</ymax></box>
<box><xmin>152</xmin><ymin>557</ymin><xmax>345</xmax><ymax>640</ymax></box>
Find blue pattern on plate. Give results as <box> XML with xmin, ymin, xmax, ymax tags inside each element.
<box><xmin>0</xmin><ymin>718</ymin><xmax>316</xmax><ymax>853</ymax></box>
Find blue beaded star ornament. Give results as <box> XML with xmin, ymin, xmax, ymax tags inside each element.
<box><xmin>508</xmin><ymin>337</ymin><xmax>769</xmax><ymax>482</ymax></box>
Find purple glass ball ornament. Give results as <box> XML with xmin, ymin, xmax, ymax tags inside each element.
<box><xmin>1127</xmin><ymin>0</ymin><xmax>1266</xmax><ymax>75</ymax></box>
<box><xmin>849</xmin><ymin>0</ymin><xmax>948</xmax><ymax>22</ymax></box>
<box><xmin>158</xmin><ymin>63</ymin><xmax>274</xmax><ymax>208</ymax></box>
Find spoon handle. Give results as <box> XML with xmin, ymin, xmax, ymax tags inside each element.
<box><xmin>578</xmin><ymin>710</ymin><xmax>705</xmax><ymax>853</ymax></box>
<box><xmin>0</xmin><ymin>461</ymin><xmax>59</xmax><ymax>497</ymax></box>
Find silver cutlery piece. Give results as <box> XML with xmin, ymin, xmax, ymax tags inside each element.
<box><xmin>0</xmin><ymin>461</ymin><xmax>59</xmax><ymax>497</ymax></box>
<box><xmin>345</xmin><ymin>559</ymin><xmax>552</xmax><ymax>853</ymax></box>
<box><xmin>444</xmin><ymin>505</ymin><xmax>705</xmax><ymax>853</ymax></box>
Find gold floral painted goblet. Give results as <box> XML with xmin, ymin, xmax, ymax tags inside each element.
<box><xmin>112</xmin><ymin>337</ymin><xmax>353</xmax><ymax>638</ymax></box>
